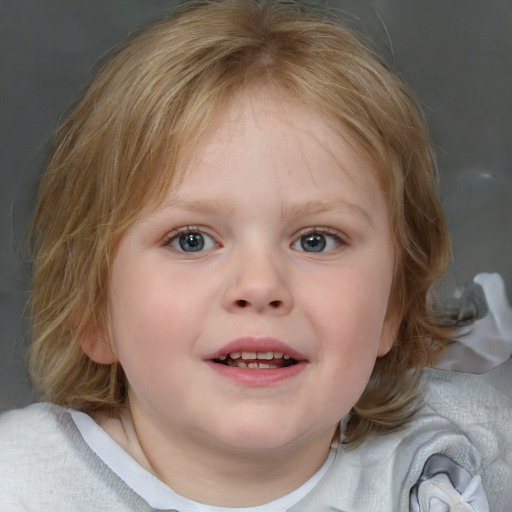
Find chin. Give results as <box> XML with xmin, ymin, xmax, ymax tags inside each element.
<box><xmin>223</xmin><ymin>434</ymin><xmax>299</xmax><ymax>454</ymax></box>
<box><xmin>209</xmin><ymin>417</ymin><xmax>313</xmax><ymax>454</ymax></box>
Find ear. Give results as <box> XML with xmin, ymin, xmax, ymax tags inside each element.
<box><xmin>377</xmin><ymin>312</ymin><xmax>399</xmax><ymax>357</ymax></box>
<box><xmin>81</xmin><ymin>327</ymin><xmax>118</xmax><ymax>365</ymax></box>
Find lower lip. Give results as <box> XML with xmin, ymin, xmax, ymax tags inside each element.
<box><xmin>205</xmin><ymin>360</ymin><xmax>307</xmax><ymax>386</ymax></box>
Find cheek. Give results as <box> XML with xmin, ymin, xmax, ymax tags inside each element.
<box><xmin>109</xmin><ymin>270</ymin><xmax>189</xmax><ymax>377</ymax></box>
<box><xmin>109</xmin><ymin>294</ymin><xmax>194</xmax><ymax>405</ymax></box>
<box><xmin>110</xmin><ymin>257</ymin><xmax>193</xmax><ymax>337</ymax></box>
<box><xmin>307</xmin><ymin>266</ymin><xmax>391</xmax><ymax>339</ymax></box>
<box><xmin>302</xmin><ymin>266</ymin><xmax>391</xmax><ymax>398</ymax></box>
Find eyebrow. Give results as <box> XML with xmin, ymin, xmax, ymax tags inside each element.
<box><xmin>161</xmin><ymin>196</ymin><xmax>238</xmax><ymax>215</ymax></box>
<box><xmin>161</xmin><ymin>196</ymin><xmax>373</xmax><ymax>225</ymax></box>
<box><xmin>280</xmin><ymin>199</ymin><xmax>373</xmax><ymax>225</ymax></box>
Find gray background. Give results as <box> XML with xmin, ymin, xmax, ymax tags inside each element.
<box><xmin>1</xmin><ymin>0</ymin><xmax>511</xmax><ymax>411</ymax></box>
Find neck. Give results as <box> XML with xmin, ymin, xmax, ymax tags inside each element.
<box><xmin>95</xmin><ymin>407</ymin><xmax>337</xmax><ymax>507</ymax></box>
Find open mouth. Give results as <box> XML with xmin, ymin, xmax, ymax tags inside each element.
<box><xmin>213</xmin><ymin>351</ymin><xmax>299</xmax><ymax>369</ymax></box>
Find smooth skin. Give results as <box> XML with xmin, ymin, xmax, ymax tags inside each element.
<box><xmin>83</xmin><ymin>88</ymin><xmax>397</xmax><ymax>507</ymax></box>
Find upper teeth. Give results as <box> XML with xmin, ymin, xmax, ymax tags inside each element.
<box><xmin>218</xmin><ymin>351</ymin><xmax>291</xmax><ymax>361</ymax></box>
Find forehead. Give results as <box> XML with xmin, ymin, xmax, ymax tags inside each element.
<box><xmin>165</xmin><ymin>89</ymin><xmax>385</xmax><ymax>212</ymax></box>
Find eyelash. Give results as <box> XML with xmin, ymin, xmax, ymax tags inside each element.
<box><xmin>163</xmin><ymin>226</ymin><xmax>219</xmax><ymax>251</ymax></box>
<box><xmin>164</xmin><ymin>226</ymin><xmax>196</xmax><ymax>241</ymax></box>
<box><xmin>162</xmin><ymin>226</ymin><xmax>346</xmax><ymax>254</ymax></box>
<box><xmin>291</xmin><ymin>228</ymin><xmax>346</xmax><ymax>253</ymax></box>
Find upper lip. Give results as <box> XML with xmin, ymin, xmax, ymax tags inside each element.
<box><xmin>204</xmin><ymin>336</ymin><xmax>308</xmax><ymax>361</ymax></box>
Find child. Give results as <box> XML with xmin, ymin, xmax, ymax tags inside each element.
<box><xmin>1</xmin><ymin>1</ymin><xmax>510</xmax><ymax>510</ymax></box>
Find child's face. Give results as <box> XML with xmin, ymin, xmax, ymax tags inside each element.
<box><xmin>101</xmin><ymin>90</ymin><xmax>396</xmax><ymax>457</ymax></box>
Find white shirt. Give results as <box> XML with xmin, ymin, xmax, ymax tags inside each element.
<box><xmin>71</xmin><ymin>410</ymin><xmax>489</xmax><ymax>512</ymax></box>
<box><xmin>71</xmin><ymin>409</ymin><xmax>337</xmax><ymax>511</ymax></box>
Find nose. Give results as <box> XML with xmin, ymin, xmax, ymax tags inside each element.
<box><xmin>222</xmin><ymin>248</ymin><xmax>294</xmax><ymax>315</ymax></box>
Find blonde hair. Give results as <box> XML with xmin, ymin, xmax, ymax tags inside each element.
<box><xmin>28</xmin><ymin>0</ymin><xmax>452</xmax><ymax>445</ymax></box>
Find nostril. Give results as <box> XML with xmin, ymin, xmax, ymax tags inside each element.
<box><xmin>234</xmin><ymin>299</ymin><xmax>282</xmax><ymax>309</ymax></box>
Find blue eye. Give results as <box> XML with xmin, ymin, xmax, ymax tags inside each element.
<box><xmin>168</xmin><ymin>230</ymin><xmax>217</xmax><ymax>252</ymax></box>
<box><xmin>292</xmin><ymin>231</ymin><xmax>342</xmax><ymax>253</ymax></box>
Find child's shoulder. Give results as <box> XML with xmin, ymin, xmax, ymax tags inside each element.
<box><xmin>421</xmin><ymin>359</ymin><xmax>512</xmax><ymax>443</ymax></box>
<box><xmin>0</xmin><ymin>403</ymin><xmax>82</xmax><ymax>507</ymax></box>
<box><xmin>0</xmin><ymin>403</ymin><xmax>71</xmax><ymax>509</ymax></box>
<box><xmin>0</xmin><ymin>402</ymin><xmax>153</xmax><ymax>511</ymax></box>
<box><xmin>405</xmin><ymin>362</ymin><xmax>512</xmax><ymax>511</ymax></box>
<box><xmin>293</xmin><ymin>361</ymin><xmax>512</xmax><ymax>511</ymax></box>
<box><xmin>0</xmin><ymin>400</ymin><xmax>65</xmax><ymax>428</ymax></box>
<box><xmin>0</xmin><ymin>402</ymin><xmax>69</xmax><ymax>455</ymax></box>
